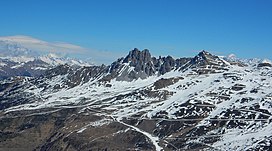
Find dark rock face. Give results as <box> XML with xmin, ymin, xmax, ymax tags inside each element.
<box><xmin>41</xmin><ymin>64</ymin><xmax>109</xmax><ymax>89</ymax></box>
<box><xmin>191</xmin><ymin>51</ymin><xmax>218</xmax><ymax>66</ymax></box>
<box><xmin>0</xmin><ymin>77</ymin><xmax>40</xmax><ymax>110</ymax></box>
<box><xmin>190</xmin><ymin>51</ymin><xmax>223</xmax><ymax>67</ymax></box>
<box><xmin>104</xmin><ymin>48</ymin><xmax>192</xmax><ymax>81</ymax></box>
<box><xmin>258</xmin><ymin>62</ymin><xmax>272</xmax><ymax>68</ymax></box>
<box><xmin>123</xmin><ymin>48</ymin><xmax>152</xmax><ymax>65</ymax></box>
<box><xmin>45</xmin><ymin>64</ymin><xmax>72</xmax><ymax>77</ymax></box>
<box><xmin>231</xmin><ymin>84</ymin><xmax>246</xmax><ymax>91</ymax></box>
<box><xmin>67</xmin><ymin>65</ymin><xmax>108</xmax><ymax>87</ymax></box>
<box><xmin>122</xmin><ymin>48</ymin><xmax>155</xmax><ymax>78</ymax></box>
<box><xmin>181</xmin><ymin>50</ymin><xmax>229</xmax><ymax>74</ymax></box>
<box><xmin>153</xmin><ymin>77</ymin><xmax>184</xmax><ymax>90</ymax></box>
<box><xmin>0</xmin><ymin>58</ymin><xmax>48</xmax><ymax>80</ymax></box>
<box><xmin>157</xmin><ymin>56</ymin><xmax>175</xmax><ymax>74</ymax></box>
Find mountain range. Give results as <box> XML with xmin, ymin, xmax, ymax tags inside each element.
<box><xmin>0</xmin><ymin>38</ymin><xmax>92</xmax><ymax>80</ymax></box>
<box><xmin>0</xmin><ymin>48</ymin><xmax>272</xmax><ymax>151</ymax></box>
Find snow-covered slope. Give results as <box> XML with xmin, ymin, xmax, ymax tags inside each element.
<box><xmin>0</xmin><ymin>49</ymin><xmax>272</xmax><ymax>151</ymax></box>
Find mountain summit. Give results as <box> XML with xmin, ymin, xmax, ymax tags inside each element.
<box><xmin>123</xmin><ymin>48</ymin><xmax>152</xmax><ymax>64</ymax></box>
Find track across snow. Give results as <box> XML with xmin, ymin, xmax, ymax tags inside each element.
<box><xmin>116</xmin><ymin>118</ymin><xmax>162</xmax><ymax>151</ymax></box>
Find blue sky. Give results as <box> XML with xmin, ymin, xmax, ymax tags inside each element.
<box><xmin>0</xmin><ymin>0</ymin><xmax>272</xmax><ymax>63</ymax></box>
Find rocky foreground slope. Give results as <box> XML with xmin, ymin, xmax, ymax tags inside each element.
<box><xmin>0</xmin><ymin>49</ymin><xmax>272</xmax><ymax>151</ymax></box>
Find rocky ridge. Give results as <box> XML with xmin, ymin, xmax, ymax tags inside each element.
<box><xmin>0</xmin><ymin>49</ymin><xmax>272</xmax><ymax>151</ymax></box>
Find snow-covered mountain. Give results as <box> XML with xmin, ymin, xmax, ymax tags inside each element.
<box><xmin>0</xmin><ymin>38</ymin><xmax>92</xmax><ymax>79</ymax></box>
<box><xmin>0</xmin><ymin>49</ymin><xmax>272</xmax><ymax>151</ymax></box>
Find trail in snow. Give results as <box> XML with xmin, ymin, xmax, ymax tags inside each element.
<box><xmin>116</xmin><ymin>118</ymin><xmax>162</xmax><ymax>151</ymax></box>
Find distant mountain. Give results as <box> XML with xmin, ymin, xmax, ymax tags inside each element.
<box><xmin>0</xmin><ymin>49</ymin><xmax>272</xmax><ymax>151</ymax></box>
<box><xmin>0</xmin><ymin>38</ymin><xmax>92</xmax><ymax>79</ymax></box>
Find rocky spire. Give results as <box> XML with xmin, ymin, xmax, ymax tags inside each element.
<box><xmin>123</xmin><ymin>48</ymin><xmax>152</xmax><ymax>64</ymax></box>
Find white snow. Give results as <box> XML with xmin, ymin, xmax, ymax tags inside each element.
<box><xmin>262</xmin><ymin>59</ymin><xmax>272</xmax><ymax>64</ymax></box>
<box><xmin>116</xmin><ymin>118</ymin><xmax>162</xmax><ymax>151</ymax></box>
<box><xmin>1</xmin><ymin>56</ymin><xmax>35</xmax><ymax>63</ymax></box>
<box><xmin>76</xmin><ymin>118</ymin><xmax>113</xmax><ymax>133</ymax></box>
<box><xmin>0</xmin><ymin>62</ymin><xmax>7</xmax><ymax>66</ymax></box>
<box><xmin>2</xmin><ymin>56</ymin><xmax>272</xmax><ymax>150</ymax></box>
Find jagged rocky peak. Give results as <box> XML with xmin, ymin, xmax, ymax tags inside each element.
<box><xmin>108</xmin><ymin>48</ymin><xmax>155</xmax><ymax>81</ymax></box>
<box><xmin>198</xmin><ymin>50</ymin><xmax>211</xmax><ymax>56</ymax></box>
<box><xmin>184</xmin><ymin>50</ymin><xmax>230</xmax><ymax>74</ymax></box>
<box><xmin>102</xmin><ymin>48</ymin><xmax>157</xmax><ymax>81</ymax></box>
<box><xmin>109</xmin><ymin>49</ymin><xmax>230</xmax><ymax>81</ymax></box>
<box><xmin>191</xmin><ymin>50</ymin><xmax>226</xmax><ymax>66</ymax></box>
<box><xmin>193</xmin><ymin>50</ymin><xmax>215</xmax><ymax>63</ymax></box>
<box><xmin>123</xmin><ymin>48</ymin><xmax>152</xmax><ymax>64</ymax></box>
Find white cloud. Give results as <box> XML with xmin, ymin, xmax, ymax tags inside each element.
<box><xmin>0</xmin><ymin>35</ymin><xmax>86</xmax><ymax>54</ymax></box>
<box><xmin>0</xmin><ymin>35</ymin><xmax>122</xmax><ymax>65</ymax></box>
